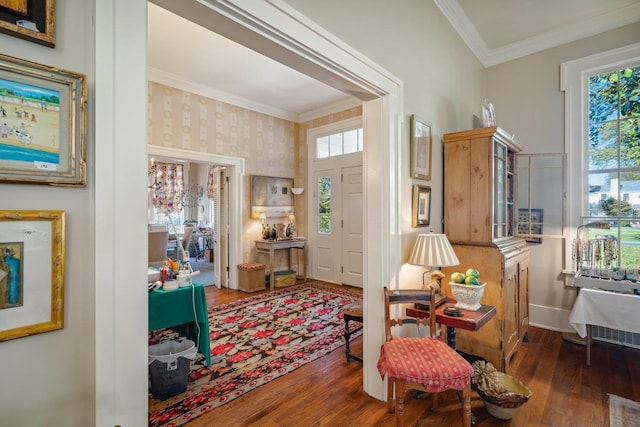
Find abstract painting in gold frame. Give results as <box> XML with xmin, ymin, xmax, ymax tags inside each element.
<box><xmin>0</xmin><ymin>210</ymin><xmax>65</xmax><ymax>342</ymax></box>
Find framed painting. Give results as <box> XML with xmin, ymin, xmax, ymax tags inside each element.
<box><xmin>0</xmin><ymin>53</ymin><xmax>86</xmax><ymax>186</ymax></box>
<box><xmin>517</xmin><ymin>208</ymin><xmax>543</xmax><ymax>243</ymax></box>
<box><xmin>250</xmin><ymin>175</ymin><xmax>295</xmax><ymax>219</ymax></box>
<box><xmin>410</xmin><ymin>114</ymin><xmax>432</xmax><ymax>180</ymax></box>
<box><xmin>0</xmin><ymin>210</ymin><xmax>65</xmax><ymax>342</ymax></box>
<box><xmin>0</xmin><ymin>0</ymin><xmax>55</xmax><ymax>47</ymax></box>
<box><xmin>412</xmin><ymin>185</ymin><xmax>431</xmax><ymax>227</ymax></box>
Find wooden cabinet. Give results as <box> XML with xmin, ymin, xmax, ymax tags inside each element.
<box><xmin>442</xmin><ymin>126</ymin><xmax>530</xmax><ymax>373</ymax></box>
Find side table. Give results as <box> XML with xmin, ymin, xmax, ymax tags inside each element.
<box><xmin>255</xmin><ymin>238</ymin><xmax>307</xmax><ymax>291</ymax></box>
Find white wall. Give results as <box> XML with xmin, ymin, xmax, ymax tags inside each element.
<box><xmin>486</xmin><ymin>23</ymin><xmax>640</xmax><ymax>331</ymax></box>
<box><xmin>0</xmin><ymin>1</ymin><xmax>96</xmax><ymax>426</ymax></box>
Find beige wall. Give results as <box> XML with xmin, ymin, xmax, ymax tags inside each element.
<box><xmin>486</xmin><ymin>23</ymin><xmax>640</xmax><ymax>329</ymax></box>
<box><xmin>0</xmin><ymin>1</ymin><xmax>96</xmax><ymax>426</ymax></box>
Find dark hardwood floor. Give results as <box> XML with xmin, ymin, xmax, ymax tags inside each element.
<box><xmin>184</xmin><ymin>283</ymin><xmax>640</xmax><ymax>426</ymax></box>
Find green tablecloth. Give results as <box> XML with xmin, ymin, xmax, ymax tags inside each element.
<box><xmin>149</xmin><ymin>282</ymin><xmax>210</xmax><ymax>366</ymax></box>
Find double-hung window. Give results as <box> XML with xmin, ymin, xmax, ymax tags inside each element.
<box><xmin>562</xmin><ymin>44</ymin><xmax>640</xmax><ymax>271</ymax></box>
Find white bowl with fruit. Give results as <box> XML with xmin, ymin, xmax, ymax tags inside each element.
<box><xmin>449</xmin><ymin>268</ymin><xmax>486</xmax><ymax>311</ymax></box>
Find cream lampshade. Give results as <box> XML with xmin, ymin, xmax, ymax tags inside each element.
<box><xmin>409</xmin><ymin>233</ymin><xmax>459</xmax><ymax>300</ymax></box>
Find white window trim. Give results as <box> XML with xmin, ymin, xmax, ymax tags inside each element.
<box><xmin>560</xmin><ymin>42</ymin><xmax>640</xmax><ymax>275</ymax></box>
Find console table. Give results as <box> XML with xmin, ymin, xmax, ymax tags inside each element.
<box><xmin>568</xmin><ymin>288</ymin><xmax>640</xmax><ymax>365</ymax></box>
<box><xmin>256</xmin><ymin>238</ymin><xmax>306</xmax><ymax>291</ymax></box>
<box><xmin>149</xmin><ymin>282</ymin><xmax>211</xmax><ymax>366</ymax></box>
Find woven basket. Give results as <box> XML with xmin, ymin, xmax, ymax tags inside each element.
<box><xmin>474</xmin><ymin>371</ymin><xmax>532</xmax><ymax>408</ymax></box>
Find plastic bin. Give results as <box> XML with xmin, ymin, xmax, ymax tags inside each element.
<box><xmin>148</xmin><ymin>339</ymin><xmax>197</xmax><ymax>400</ymax></box>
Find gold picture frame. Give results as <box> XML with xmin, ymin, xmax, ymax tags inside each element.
<box><xmin>0</xmin><ymin>0</ymin><xmax>55</xmax><ymax>47</ymax></box>
<box><xmin>0</xmin><ymin>210</ymin><xmax>65</xmax><ymax>342</ymax></box>
<box><xmin>410</xmin><ymin>114</ymin><xmax>432</xmax><ymax>180</ymax></box>
<box><xmin>0</xmin><ymin>53</ymin><xmax>87</xmax><ymax>186</ymax></box>
<box><xmin>412</xmin><ymin>185</ymin><xmax>431</xmax><ymax>227</ymax></box>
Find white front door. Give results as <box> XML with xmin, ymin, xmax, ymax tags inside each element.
<box><xmin>312</xmin><ymin>169</ymin><xmax>341</xmax><ymax>283</ymax></box>
<box><xmin>310</xmin><ymin>166</ymin><xmax>363</xmax><ymax>286</ymax></box>
<box><xmin>342</xmin><ymin>166</ymin><xmax>363</xmax><ymax>287</ymax></box>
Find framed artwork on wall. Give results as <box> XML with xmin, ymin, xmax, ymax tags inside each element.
<box><xmin>517</xmin><ymin>208</ymin><xmax>544</xmax><ymax>243</ymax></box>
<box><xmin>0</xmin><ymin>0</ymin><xmax>55</xmax><ymax>47</ymax></box>
<box><xmin>410</xmin><ymin>114</ymin><xmax>432</xmax><ymax>180</ymax></box>
<box><xmin>0</xmin><ymin>53</ymin><xmax>87</xmax><ymax>186</ymax></box>
<box><xmin>412</xmin><ymin>185</ymin><xmax>431</xmax><ymax>227</ymax></box>
<box><xmin>250</xmin><ymin>175</ymin><xmax>294</xmax><ymax>219</ymax></box>
<box><xmin>0</xmin><ymin>210</ymin><xmax>65</xmax><ymax>342</ymax></box>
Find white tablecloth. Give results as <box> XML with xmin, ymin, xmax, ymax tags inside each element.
<box><xmin>568</xmin><ymin>288</ymin><xmax>640</xmax><ymax>337</ymax></box>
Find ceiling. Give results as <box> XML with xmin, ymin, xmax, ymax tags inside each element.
<box><xmin>148</xmin><ymin>1</ymin><xmax>640</xmax><ymax>120</ymax></box>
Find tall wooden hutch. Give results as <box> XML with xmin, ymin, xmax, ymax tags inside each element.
<box><xmin>441</xmin><ymin>126</ymin><xmax>530</xmax><ymax>373</ymax></box>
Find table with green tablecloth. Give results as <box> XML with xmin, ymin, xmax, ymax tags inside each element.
<box><xmin>149</xmin><ymin>282</ymin><xmax>210</xmax><ymax>366</ymax></box>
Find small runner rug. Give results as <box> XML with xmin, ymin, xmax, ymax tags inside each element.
<box><xmin>609</xmin><ymin>394</ymin><xmax>640</xmax><ymax>427</ymax></box>
<box><xmin>148</xmin><ymin>281</ymin><xmax>363</xmax><ymax>427</ymax></box>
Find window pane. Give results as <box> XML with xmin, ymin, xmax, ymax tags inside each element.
<box><xmin>329</xmin><ymin>133</ymin><xmax>343</xmax><ymax>157</ymax></box>
<box><xmin>589</xmin><ymin>71</ymin><xmax>618</xmax><ymax>122</ymax></box>
<box><xmin>317</xmin><ymin>177</ymin><xmax>331</xmax><ymax>234</ymax></box>
<box><xmin>619</xmin><ymin>66</ymin><xmax>640</xmax><ymax>118</ymax></box>
<box><xmin>343</xmin><ymin>129</ymin><xmax>358</xmax><ymax>154</ymax></box>
<box><xmin>620</xmin><ymin>118</ymin><xmax>640</xmax><ymax>168</ymax></box>
<box><xmin>317</xmin><ymin>136</ymin><xmax>329</xmax><ymax>159</ymax></box>
<box><xmin>589</xmin><ymin>122</ymin><xmax>618</xmax><ymax>170</ymax></box>
<box><xmin>358</xmin><ymin>128</ymin><xmax>364</xmax><ymax>151</ymax></box>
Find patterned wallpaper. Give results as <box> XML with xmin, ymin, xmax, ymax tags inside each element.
<box><xmin>148</xmin><ymin>80</ymin><xmax>362</xmax><ymax>265</ymax></box>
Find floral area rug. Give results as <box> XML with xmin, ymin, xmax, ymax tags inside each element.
<box><xmin>148</xmin><ymin>281</ymin><xmax>363</xmax><ymax>427</ymax></box>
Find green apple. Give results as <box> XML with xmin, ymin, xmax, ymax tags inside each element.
<box><xmin>451</xmin><ymin>272</ymin><xmax>466</xmax><ymax>283</ymax></box>
<box><xmin>465</xmin><ymin>268</ymin><xmax>480</xmax><ymax>278</ymax></box>
<box><xmin>464</xmin><ymin>275</ymin><xmax>479</xmax><ymax>285</ymax></box>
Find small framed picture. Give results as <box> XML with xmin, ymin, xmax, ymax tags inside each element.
<box><xmin>412</xmin><ymin>185</ymin><xmax>431</xmax><ymax>227</ymax></box>
<box><xmin>0</xmin><ymin>0</ymin><xmax>55</xmax><ymax>47</ymax></box>
<box><xmin>410</xmin><ymin>114</ymin><xmax>432</xmax><ymax>180</ymax></box>
<box><xmin>0</xmin><ymin>210</ymin><xmax>65</xmax><ymax>342</ymax></box>
<box><xmin>0</xmin><ymin>53</ymin><xmax>87</xmax><ymax>186</ymax></box>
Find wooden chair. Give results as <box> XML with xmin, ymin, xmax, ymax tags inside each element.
<box><xmin>377</xmin><ymin>287</ymin><xmax>472</xmax><ymax>427</ymax></box>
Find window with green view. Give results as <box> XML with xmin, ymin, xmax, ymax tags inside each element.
<box><xmin>587</xmin><ymin>65</ymin><xmax>640</xmax><ymax>268</ymax></box>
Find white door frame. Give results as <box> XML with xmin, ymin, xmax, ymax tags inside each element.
<box><xmin>99</xmin><ymin>1</ymin><xmax>403</xmax><ymax>423</ymax></box>
<box><xmin>148</xmin><ymin>145</ymin><xmax>244</xmax><ymax>290</ymax></box>
<box><xmin>306</xmin><ymin>118</ymin><xmax>364</xmax><ymax>285</ymax></box>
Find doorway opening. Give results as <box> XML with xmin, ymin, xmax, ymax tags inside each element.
<box><xmin>148</xmin><ymin>145</ymin><xmax>244</xmax><ymax>290</ymax></box>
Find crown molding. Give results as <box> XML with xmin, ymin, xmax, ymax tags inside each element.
<box><xmin>148</xmin><ymin>67</ymin><xmax>300</xmax><ymax>122</ymax></box>
<box><xmin>434</xmin><ymin>0</ymin><xmax>640</xmax><ymax>68</ymax></box>
<box><xmin>298</xmin><ymin>97</ymin><xmax>362</xmax><ymax>123</ymax></box>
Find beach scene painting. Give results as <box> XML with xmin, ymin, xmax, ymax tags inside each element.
<box><xmin>0</xmin><ymin>53</ymin><xmax>86</xmax><ymax>186</ymax></box>
<box><xmin>0</xmin><ymin>77</ymin><xmax>60</xmax><ymax>171</ymax></box>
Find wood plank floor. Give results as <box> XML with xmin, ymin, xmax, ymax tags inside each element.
<box><xmin>184</xmin><ymin>283</ymin><xmax>640</xmax><ymax>426</ymax></box>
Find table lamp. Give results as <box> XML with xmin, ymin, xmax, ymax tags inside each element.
<box><xmin>408</xmin><ymin>232</ymin><xmax>459</xmax><ymax>306</ymax></box>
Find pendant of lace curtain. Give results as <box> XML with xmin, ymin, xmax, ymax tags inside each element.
<box><xmin>151</xmin><ymin>161</ymin><xmax>185</xmax><ymax>214</ymax></box>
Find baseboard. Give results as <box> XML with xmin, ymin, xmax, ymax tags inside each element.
<box><xmin>529</xmin><ymin>303</ymin><xmax>573</xmax><ymax>332</ymax></box>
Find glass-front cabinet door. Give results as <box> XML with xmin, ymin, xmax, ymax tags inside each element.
<box><xmin>494</xmin><ymin>141</ymin><xmax>507</xmax><ymax>239</ymax></box>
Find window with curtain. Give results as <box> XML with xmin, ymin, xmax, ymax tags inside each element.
<box><xmin>150</xmin><ymin>161</ymin><xmax>185</xmax><ymax>234</ymax></box>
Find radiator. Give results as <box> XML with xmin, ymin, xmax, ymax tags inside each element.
<box><xmin>592</xmin><ymin>326</ymin><xmax>640</xmax><ymax>350</ymax></box>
